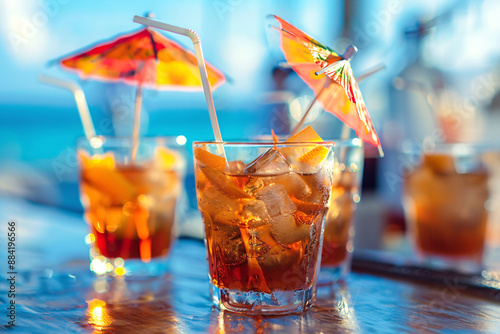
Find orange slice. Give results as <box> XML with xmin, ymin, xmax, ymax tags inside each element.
<box><xmin>291</xmin><ymin>198</ymin><xmax>324</xmax><ymax>215</ymax></box>
<box><xmin>200</xmin><ymin>166</ymin><xmax>251</xmax><ymax>199</ymax></box>
<box><xmin>285</xmin><ymin>125</ymin><xmax>323</xmax><ymax>143</ymax></box>
<box><xmin>80</xmin><ymin>153</ymin><xmax>136</xmax><ymax>204</ymax></box>
<box><xmin>83</xmin><ymin>168</ymin><xmax>136</xmax><ymax>204</ymax></box>
<box><xmin>155</xmin><ymin>147</ymin><xmax>178</xmax><ymax>170</ymax></box>
<box><xmin>78</xmin><ymin>151</ymin><xmax>116</xmax><ymax>169</ymax></box>
<box><xmin>271</xmin><ymin>129</ymin><xmax>279</xmax><ymax>144</ymax></box>
<box><xmin>194</xmin><ymin>147</ymin><xmax>226</xmax><ymax>172</ymax></box>
<box><xmin>282</xmin><ymin>126</ymin><xmax>329</xmax><ymax>167</ymax></box>
<box><xmin>297</xmin><ymin>145</ymin><xmax>329</xmax><ymax>166</ymax></box>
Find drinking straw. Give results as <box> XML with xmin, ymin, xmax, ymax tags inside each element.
<box><xmin>38</xmin><ymin>75</ymin><xmax>97</xmax><ymax>141</ymax></box>
<box><xmin>131</xmin><ymin>85</ymin><xmax>143</xmax><ymax>161</ymax></box>
<box><xmin>133</xmin><ymin>16</ymin><xmax>224</xmax><ymax>145</ymax></box>
<box><xmin>131</xmin><ymin>61</ymin><xmax>146</xmax><ymax>162</ymax></box>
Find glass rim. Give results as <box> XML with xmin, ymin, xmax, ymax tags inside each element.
<box><xmin>193</xmin><ymin>140</ymin><xmax>336</xmax><ymax>147</ymax></box>
<box><xmin>250</xmin><ymin>135</ymin><xmax>362</xmax><ymax>147</ymax></box>
<box><xmin>401</xmin><ymin>140</ymin><xmax>499</xmax><ymax>155</ymax></box>
<box><xmin>77</xmin><ymin>135</ymin><xmax>187</xmax><ymax>147</ymax></box>
<box><xmin>325</xmin><ymin>138</ymin><xmax>363</xmax><ymax>147</ymax></box>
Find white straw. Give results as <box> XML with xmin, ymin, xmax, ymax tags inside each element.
<box><xmin>131</xmin><ymin>85</ymin><xmax>143</xmax><ymax>161</ymax></box>
<box><xmin>39</xmin><ymin>75</ymin><xmax>97</xmax><ymax>141</ymax></box>
<box><xmin>133</xmin><ymin>15</ymin><xmax>223</xmax><ymax>144</ymax></box>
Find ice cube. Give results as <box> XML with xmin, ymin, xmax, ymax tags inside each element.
<box><xmin>226</xmin><ymin>160</ymin><xmax>246</xmax><ymax>175</ymax></box>
<box><xmin>213</xmin><ymin>211</ymin><xmax>247</xmax><ymax>267</ymax></box>
<box><xmin>240</xmin><ymin>199</ymin><xmax>271</xmax><ymax>226</ymax></box>
<box><xmin>271</xmin><ymin>172</ymin><xmax>311</xmax><ymax>199</ymax></box>
<box><xmin>239</xmin><ymin>199</ymin><xmax>274</xmax><ymax>258</ymax></box>
<box><xmin>200</xmin><ymin>166</ymin><xmax>251</xmax><ymax>199</ymax></box>
<box><xmin>244</xmin><ymin>148</ymin><xmax>291</xmax><ymax>175</ymax></box>
<box><xmin>257</xmin><ymin>243</ymin><xmax>306</xmax><ymax>291</ymax></box>
<box><xmin>257</xmin><ymin>243</ymin><xmax>302</xmax><ymax>273</ymax></box>
<box><xmin>244</xmin><ymin>172</ymin><xmax>312</xmax><ymax>199</ymax></box>
<box><xmin>243</xmin><ymin>226</ymin><xmax>272</xmax><ymax>259</ymax></box>
<box><xmin>300</xmin><ymin>171</ymin><xmax>332</xmax><ymax>205</ymax></box>
<box><xmin>268</xmin><ymin>214</ymin><xmax>311</xmax><ymax>245</ymax></box>
<box><xmin>198</xmin><ymin>186</ymin><xmax>240</xmax><ymax>219</ymax></box>
<box><xmin>254</xmin><ymin>184</ymin><xmax>296</xmax><ymax>217</ymax></box>
<box><xmin>243</xmin><ymin>177</ymin><xmax>266</xmax><ymax>194</ymax></box>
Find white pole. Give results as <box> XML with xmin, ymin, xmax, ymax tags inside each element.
<box><xmin>131</xmin><ymin>85</ymin><xmax>143</xmax><ymax>161</ymax></box>
<box><xmin>39</xmin><ymin>75</ymin><xmax>97</xmax><ymax>141</ymax></box>
<box><xmin>133</xmin><ymin>16</ymin><xmax>223</xmax><ymax>144</ymax></box>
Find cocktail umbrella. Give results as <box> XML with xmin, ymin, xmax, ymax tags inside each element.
<box><xmin>271</xmin><ymin>15</ymin><xmax>383</xmax><ymax>156</ymax></box>
<box><xmin>58</xmin><ymin>25</ymin><xmax>226</xmax><ymax>158</ymax></box>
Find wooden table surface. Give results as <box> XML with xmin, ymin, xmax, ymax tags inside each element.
<box><xmin>1</xmin><ymin>197</ymin><xmax>500</xmax><ymax>333</ymax></box>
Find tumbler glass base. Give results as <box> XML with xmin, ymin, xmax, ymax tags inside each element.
<box><xmin>210</xmin><ymin>284</ymin><xmax>315</xmax><ymax>315</ymax></box>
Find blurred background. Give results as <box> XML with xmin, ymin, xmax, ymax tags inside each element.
<box><xmin>1</xmin><ymin>0</ymin><xmax>500</xmax><ymax>252</ymax></box>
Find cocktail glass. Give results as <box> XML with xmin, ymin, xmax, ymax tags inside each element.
<box><xmin>194</xmin><ymin>141</ymin><xmax>335</xmax><ymax>314</ymax></box>
<box><xmin>77</xmin><ymin>136</ymin><xmax>186</xmax><ymax>277</ymax></box>
<box><xmin>403</xmin><ymin>143</ymin><xmax>490</xmax><ymax>273</ymax></box>
<box><xmin>320</xmin><ymin>138</ymin><xmax>364</xmax><ymax>283</ymax></box>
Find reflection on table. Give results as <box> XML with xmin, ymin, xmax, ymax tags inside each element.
<box><xmin>1</xmin><ymin>197</ymin><xmax>500</xmax><ymax>333</ymax></box>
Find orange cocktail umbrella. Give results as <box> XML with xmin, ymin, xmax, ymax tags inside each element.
<box><xmin>59</xmin><ymin>24</ymin><xmax>226</xmax><ymax>157</ymax></box>
<box><xmin>272</xmin><ymin>15</ymin><xmax>383</xmax><ymax>156</ymax></box>
<box><xmin>60</xmin><ymin>27</ymin><xmax>225</xmax><ymax>90</ymax></box>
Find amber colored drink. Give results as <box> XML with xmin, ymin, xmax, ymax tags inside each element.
<box><xmin>404</xmin><ymin>152</ymin><xmax>489</xmax><ymax>265</ymax></box>
<box><xmin>319</xmin><ymin>139</ymin><xmax>364</xmax><ymax>282</ymax></box>
<box><xmin>78</xmin><ymin>137</ymin><xmax>185</xmax><ymax>276</ymax></box>
<box><xmin>81</xmin><ymin>165</ymin><xmax>179</xmax><ymax>260</ymax></box>
<box><xmin>194</xmin><ymin>141</ymin><xmax>335</xmax><ymax>314</ymax></box>
<box><xmin>321</xmin><ymin>171</ymin><xmax>358</xmax><ymax>267</ymax></box>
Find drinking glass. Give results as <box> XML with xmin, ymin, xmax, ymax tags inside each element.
<box><xmin>320</xmin><ymin>138</ymin><xmax>364</xmax><ymax>283</ymax></box>
<box><xmin>77</xmin><ymin>136</ymin><xmax>186</xmax><ymax>277</ymax></box>
<box><xmin>193</xmin><ymin>140</ymin><xmax>335</xmax><ymax>314</ymax></box>
<box><xmin>403</xmin><ymin>142</ymin><xmax>490</xmax><ymax>273</ymax></box>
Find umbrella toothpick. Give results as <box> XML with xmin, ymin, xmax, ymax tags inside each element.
<box><xmin>296</xmin><ymin>63</ymin><xmax>385</xmax><ymax>156</ymax></box>
<box><xmin>272</xmin><ymin>16</ymin><xmax>383</xmax><ymax>155</ymax></box>
<box><xmin>315</xmin><ymin>61</ymin><xmax>341</xmax><ymax>76</ymax></box>
<box><xmin>315</xmin><ymin>45</ymin><xmax>358</xmax><ymax>76</ymax></box>
<box><xmin>357</xmin><ymin>64</ymin><xmax>385</xmax><ymax>82</ymax></box>
<box><xmin>290</xmin><ymin>80</ymin><xmax>330</xmax><ymax>136</ymax></box>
